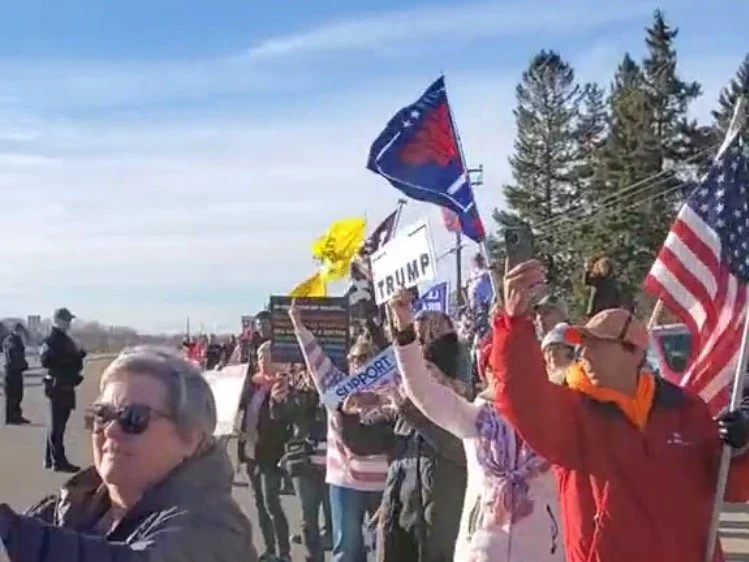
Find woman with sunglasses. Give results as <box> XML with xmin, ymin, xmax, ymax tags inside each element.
<box><xmin>0</xmin><ymin>345</ymin><xmax>257</xmax><ymax>562</ymax></box>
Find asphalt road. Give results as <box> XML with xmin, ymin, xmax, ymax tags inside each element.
<box><xmin>1</xmin><ymin>357</ymin><xmax>749</xmax><ymax>561</ymax></box>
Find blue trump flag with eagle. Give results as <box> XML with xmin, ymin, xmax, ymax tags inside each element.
<box><xmin>366</xmin><ymin>76</ymin><xmax>486</xmax><ymax>242</ymax></box>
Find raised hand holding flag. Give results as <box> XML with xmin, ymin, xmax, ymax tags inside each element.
<box><xmin>367</xmin><ymin>77</ymin><xmax>485</xmax><ymax>242</ymax></box>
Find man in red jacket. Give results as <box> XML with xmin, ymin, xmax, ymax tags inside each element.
<box><xmin>489</xmin><ymin>259</ymin><xmax>749</xmax><ymax>562</ymax></box>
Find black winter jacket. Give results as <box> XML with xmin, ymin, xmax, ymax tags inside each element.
<box><xmin>3</xmin><ymin>334</ymin><xmax>28</xmax><ymax>373</ymax></box>
<box><xmin>40</xmin><ymin>328</ymin><xmax>84</xmax><ymax>409</ymax></box>
<box><xmin>377</xmin><ymin>330</ymin><xmax>467</xmax><ymax>562</ymax></box>
<box><xmin>253</xmin><ymin>391</ymin><xmax>290</xmax><ymax>471</ymax></box>
<box><xmin>377</xmin><ymin>401</ymin><xmax>467</xmax><ymax>562</ymax></box>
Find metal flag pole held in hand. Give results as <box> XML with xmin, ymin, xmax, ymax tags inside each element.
<box><xmin>704</xmin><ymin>96</ymin><xmax>749</xmax><ymax>562</ymax></box>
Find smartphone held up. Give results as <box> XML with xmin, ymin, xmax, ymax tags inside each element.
<box><xmin>502</xmin><ymin>222</ymin><xmax>548</xmax><ymax>302</ymax></box>
<box><xmin>503</xmin><ymin>223</ymin><xmax>534</xmax><ymax>271</ymax></box>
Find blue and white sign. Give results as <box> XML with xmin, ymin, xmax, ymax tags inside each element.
<box><xmin>413</xmin><ymin>281</ymin><xmax>449</xmax><ymax>315</ymax></box>
<box><xmin>322</xmin><ymin>346</ymin><xmax>400</xmax><ymax>409</ymax></box>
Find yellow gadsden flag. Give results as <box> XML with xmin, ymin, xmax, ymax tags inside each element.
<box><xmin>290</xmin><ymin>271</ymin><xmax>327</xmax><ymax>297</ymax></box>
<box><xmin>311</xmin><ymin>217</ymin><xmax>367</xmax><ymax>282</ymax></box>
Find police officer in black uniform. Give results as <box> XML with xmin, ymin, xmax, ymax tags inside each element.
<box><xmin>40</xmin><ymin>307</ymin><xmax>85</xmax><ymax>473</ymax></box>
<box><xmin>3</xmin><ymin>323</ymin><xmax>30</xmax><ymax>425</ymax></box>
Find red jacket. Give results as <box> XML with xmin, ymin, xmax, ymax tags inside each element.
<box><xmin>489</xmin><ymin>313</ymin><xmax>749</xmax><ymax>562</ymax></box>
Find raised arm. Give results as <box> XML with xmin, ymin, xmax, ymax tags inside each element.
<box><xmin>394</xmin><ymin>338</ymin><xmax>480</xmax><ymax>440</ymax></box>
<box><xmin>387</xmin><ymin>290</ymin><xmax>480</xmax><ymax>440</ymax></box>
<box><xmin>490</xmin><ymin>260</ymin><xmax>593</xmax><ymax>470</ymax></box>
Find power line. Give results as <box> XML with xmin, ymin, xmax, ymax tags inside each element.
<box><xmin>530</xmin><ymin>142</ymin><xmax>717</xmax><ymax>232</ymax></box>
<box><xmin>537</xmin><ymin>178</ymin><xmax>687</xmax><ymax>242</ymax></box>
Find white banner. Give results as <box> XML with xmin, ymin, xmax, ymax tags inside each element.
<box><xmin>370</xmin><ymin>219</ymin><xmax>437</xmax><ymax>305</ymax></box>
<box><xmin>203</xmin><ymin>363</ymin><xmax>248</xmax><ymax>437</ymax></box>
<box><xmin>322</xmin><ymin>346</ymin><xmax>400</xmax><ymax>409</ymax></box>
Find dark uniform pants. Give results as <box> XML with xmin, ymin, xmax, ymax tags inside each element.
<box><xmin>4</xmin><ymin>369</ymin><xmax>24</xmax><ymax>422</ymax></box>
<box><xmin>45</xmin><ymin>396</ymin><xmax>73</xmax><ymax>467</ymax></box>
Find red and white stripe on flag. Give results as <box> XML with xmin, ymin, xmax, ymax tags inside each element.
<box><xmin>441</xmin><ymin>207</ymin><xmax>461</xmax><ymax>233</ymax></box>
<box><xmin>644</xmin><ymin>200</ymin><xmax>748</xmax><ymax>415</ymax></box>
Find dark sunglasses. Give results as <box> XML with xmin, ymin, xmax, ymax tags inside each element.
<box><xmin>85</xmin><ymin>403</ymin><xmax>172</xmax><ymax>435</ymax></box>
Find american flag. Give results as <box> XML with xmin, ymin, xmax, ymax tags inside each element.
<box><xmin>644</xmin><ymin>139</ymin><xmax>749</xmax><ymax>414</ymax></box>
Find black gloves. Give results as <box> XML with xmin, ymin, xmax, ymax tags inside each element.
<box><xmin>718</xmin><ymin>409</ymin><xmax>749</xmax><ymax>450</ymax></box>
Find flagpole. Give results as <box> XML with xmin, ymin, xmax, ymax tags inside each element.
<box><xmin>705</xmin><ymin>309</ymin><xmax>749</xmax><ymax>561</ymax></box>
<box><xmin>653</xmin><ymin>97</ymin><xmax>747</xmax><ymax>334</ymax></box>
<box><xmin>703</xmin><ymin>96</ymin><xmax>748</xmax><ymax>562</ymax></box>
<box><xmin>393</xmin><ymin>198</ymin><xmax>407</xmax><ymax>231</ymax></box>
<box><xmin>441</xmin><ymin>74</ymin><xmax>497</xmax><ymax>300</ymax></box>
<box><xmin>647</xmin><ymin>300</ymin><xmax>664</xmax><ymax>330</ymax></box>
<box><xmin>381</xmin><ymin>199</ymin><xmax>407</xmax><ymax>330</ymax></box>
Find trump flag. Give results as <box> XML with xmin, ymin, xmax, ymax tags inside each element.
<box><xmin>367</xmin><ymin>77</ymin><xmax>486</xmax><ymax>242</ymax></box>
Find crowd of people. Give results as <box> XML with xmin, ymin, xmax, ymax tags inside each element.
<box><xmin>1</xmin><ymin>256</ymin><xmax>749</xmax><ymax>562</ymax></box>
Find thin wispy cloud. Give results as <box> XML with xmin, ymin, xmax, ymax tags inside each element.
<box><xmin>0</xmin><ymin>54</ymin><xmax>310</xmax><ymax>112</ymax></box>
<box><xmin>247</xmin><ymin>0</ymin><xmax>674</xmax><ymax>59</ymax></box>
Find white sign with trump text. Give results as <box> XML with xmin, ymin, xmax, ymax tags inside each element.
<box><xmin>370</xmin><ymin>219</ymin><xmax>437</xmax><ymax>305</ymax></box>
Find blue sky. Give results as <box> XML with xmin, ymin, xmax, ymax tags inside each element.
<box><xmin>0</xmin><ymin>0</ymin><xmax>746</xmax><ymax>333</ymax></box>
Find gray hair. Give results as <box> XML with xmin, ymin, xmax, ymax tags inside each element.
<box><xmin>100</xmin><ymin>345</ymin><xmax>217</xmax><ymax>440</ymax></box>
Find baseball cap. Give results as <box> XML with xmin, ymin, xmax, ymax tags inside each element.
<box><xmin>53</xmin><ymin>307</ymin><xmax>75</xmax><ymax>322</ymax></box>
<box><xmin>564</xmin><ymin>308</ymin><xmax>648</xmax><ymax>351</ymax></box>
<box><xmin>541</xmin><ymin>322</ymin><xmax>575</xmax><ymax>351</ymax></box>
<box><xmin>533</xmin><ymin>294</ymin><xmax>568</xmax><ymax>319</ymax></box>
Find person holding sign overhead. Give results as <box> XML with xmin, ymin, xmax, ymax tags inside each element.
<box><xmin>288</xmin><ymin>298</ymin><xmax>389</xmax><ymax>562</ymax></box>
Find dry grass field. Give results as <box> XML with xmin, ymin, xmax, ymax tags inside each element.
<box><xmin>2</xmin><ymin>356</ymin><xmax>749</xmax><ymax>560</ymax></box>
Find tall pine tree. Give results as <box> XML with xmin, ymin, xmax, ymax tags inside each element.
<box><xmin>712</xmin><ymin>53</ymin><xmax>749</xmax><ymax>143</ymax></box>
<box><xmin>566</xmin><ymin>82</ymin><xmax>609</xmax><ymax>315</ymax></box>
<box><xmin>641</xmin><ymin>10</ymin><xmax>703</xmax><ymax>216</ymax></box>
<box><xmin>496</xmin><ymin>50</ymin><xmax>584</xmax><ymax>290</ymax></box>
<box><xmin>639</xmin><ymin>10</ymin><xmax>710</xmax><ymax>262</ymax></box>
<box><xmin>643</xmin><ymin>10</ymin><xmax>701</xmax><ymax>156</ymax></box>
<box><xmin>587</xmin><ymin>54</ymin><xmax>661</xmax><ymax>297</ymax></box>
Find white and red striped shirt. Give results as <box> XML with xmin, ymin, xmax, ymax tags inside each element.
<box><xmin>295</xmin><ymin>325</ymin><xmax>389</xmax><ymax>491</ymax></box>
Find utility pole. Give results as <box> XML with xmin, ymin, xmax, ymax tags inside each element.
<box><xmin>455</xmin><ymin>165</ymin><xmax>484</xmax><ymax>308</ymax></box>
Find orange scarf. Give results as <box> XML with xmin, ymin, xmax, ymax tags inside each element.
<box><xmin>565</xmin><ymin>363</ymin><xmax>656</xmax><ymax>430</ymax></box>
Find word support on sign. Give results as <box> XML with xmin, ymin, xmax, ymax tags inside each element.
<box><xmin>322</xmin><ymin>346</ymin><xmax>400</xmax><ymax>409</ymax></box>
<box><xmin>370</xmin><ymin>219</ymin><xmax>437</xmax><ymax>305</ymax></box>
